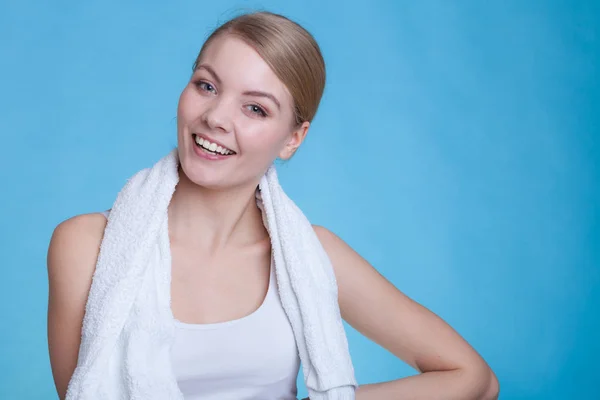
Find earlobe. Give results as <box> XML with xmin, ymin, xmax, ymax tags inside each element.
<box><xmin>278</xmin><ymin>143</ymin><xmax>297</xmax><ymax>161</ymax></box>
<box><xmin>279</xmin><ymin>121</ymin><xmax>310</xmax><ymax>160</ymax></box>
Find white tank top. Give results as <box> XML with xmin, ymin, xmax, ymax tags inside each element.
<box><xmin>100</xmin><ymin>210</ymin><xmax>301</xmax><ymax>399</ymax></box>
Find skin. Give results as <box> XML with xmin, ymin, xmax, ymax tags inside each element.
<box><xmin>47</xmin><ymin>34</ymin><xmax>499</xmax><ymax>400</ymax></box>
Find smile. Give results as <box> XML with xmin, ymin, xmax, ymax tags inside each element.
<box><xmin>193</xmin><ymin>134</ymin><xmax>236</xmax><ymax>156</ymax></box>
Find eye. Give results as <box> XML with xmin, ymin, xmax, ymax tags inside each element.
<box><xmin>196</xmin><ymin>81</ymin><xmax>216</xmax><ymax>94</ymax></box>
<box><xmin>246</xmin><ymin>104</ymin><xmax>267</xmax><ymax>118</ymax></box>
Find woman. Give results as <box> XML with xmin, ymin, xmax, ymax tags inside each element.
<box><xmin>47</xmin><ymin>11</ymin><xmax>499</xmax><ymax>400</ymax></box>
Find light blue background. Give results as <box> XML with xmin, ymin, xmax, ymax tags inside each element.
<box><xmin>1</xmin><ymin>1</ymin><xmax>598</xmax><ymax>399</ymax></box>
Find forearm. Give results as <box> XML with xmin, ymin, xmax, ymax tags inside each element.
<box><xmin>354</xmin><ymin>368</ymin><xmax>498</xmax><ymax>400</ymax></box>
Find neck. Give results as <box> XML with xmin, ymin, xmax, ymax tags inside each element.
<box><xmin>168</xmin><ymin>165</ymin><xmax>268</xmax><ymax>253</ymax></box>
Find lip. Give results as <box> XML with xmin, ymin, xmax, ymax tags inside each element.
<box><xmin>193</xmin><ymin>133</ymin><xmax>236</xmax><ymax>154</ymax></box>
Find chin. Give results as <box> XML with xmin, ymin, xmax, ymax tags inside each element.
<box><xmin>179</xmin><ymin>160</ymin><xmax>224</xmax><ymax>190</ymax></box>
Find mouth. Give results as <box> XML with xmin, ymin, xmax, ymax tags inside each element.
<box><xmin>192</xmin><ymin>134</ymin><xmax>237</xmax><ymax>156</ymax></box>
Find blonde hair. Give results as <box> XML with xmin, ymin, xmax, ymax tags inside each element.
<box><xmin>193</xmin><ymin>11</ymin><xmax>326</xmax><ymax>126</ymax></box>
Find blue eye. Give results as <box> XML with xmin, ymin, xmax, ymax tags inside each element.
<box><xmin>247</xmin><ymin>104</ymin><xmax>267</xmax><ymax>117</ymax></box>
<box><xmin>197</xmin><ymin>81</ymin><xmax>216</xmax><ymax>94</ymax></box>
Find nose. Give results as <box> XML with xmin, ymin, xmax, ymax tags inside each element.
<box><xmin>201</xmin><ymin>97</ymin><xmax>234</xmax><ymax>133</ymax></box>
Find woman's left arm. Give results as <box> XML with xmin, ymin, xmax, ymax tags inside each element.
<box><xmin>313</xmin><ymin>226</ymin><xmax>499</xmax><ymax>400</ymax></box>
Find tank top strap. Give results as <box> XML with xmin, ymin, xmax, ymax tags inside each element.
<box><xmin>264</xmin><ymin>255</ymin><xmax>277</xmax><ymax>301</ymax></box>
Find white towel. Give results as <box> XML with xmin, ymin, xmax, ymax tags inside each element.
<box><xmin>66</xmin><ymin>148</ymin><xmax>357</xmax><ymax>400</ymax></box>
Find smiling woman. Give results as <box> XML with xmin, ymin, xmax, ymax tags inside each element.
<box><xmin>47</xmin><ymin>10</ymin><xmax>498</xmax><ymax>400</ymax></box>
<box><xmin>175</xmin><ymin>13</ymin><xmax>323</xmax><ymax>190</ymax></box>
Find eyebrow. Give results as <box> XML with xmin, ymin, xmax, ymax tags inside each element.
<box><xmin>242</xmin><ymin>90</ymin><xmax>281</xmax><ymax>110</ymax></box>
<box><xmin>196</xmin><ymin>64</ymin><xmax>281</xmax><ymax>111</ymax></box>
<box><xmin>197</xmin><ymin>64</ymin><xmax>221</xmax><ymax>85</ymax></box>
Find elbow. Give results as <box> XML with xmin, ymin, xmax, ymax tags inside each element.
<box><xmin>482</xmin><ymin>368</ymin><xmax>499</xmax><ymax>400</ymax></box>
<box><xmin>457</xmin><ymin>361</ymin><xmax>499</xmax><ymax>400</ymax></box>
<box><xmin>471</xmin><ymin>364</ymin><xmax>499</xmax><ymax>400</ymax></box>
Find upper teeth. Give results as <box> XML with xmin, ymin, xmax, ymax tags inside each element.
<box><xmin>194</xmin><ymin>135</ymin><xmax>234</xmax><ymax>155</ymax></box>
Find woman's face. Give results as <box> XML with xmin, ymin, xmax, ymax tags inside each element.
<box><xmin>177</xmin><ymin>34</ymin><xmax>308</xmax><ymax>190</ymax></box>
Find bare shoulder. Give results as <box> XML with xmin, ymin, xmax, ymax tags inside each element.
<box><xmin>312</xmin><ymin>224</ymin><xmax>393</xmax><ymax>309</ymax></box>
<box><xmin>50</xmin><ymin>212</ymin><xmax>108</xmax><ymax>243</ymax></box>
<box><xmin>313</xmin><ymin>224</ymin><xmax>388</xmax><ymax>281</ymax></box>
<box><xmin>47</xmin><ymin>212</ymin><xmax>109</xmax><ymax>399</ymax></box>
<box><xmin>48</xmin><ymin>212</ymin><xmax>108</xmax><ymax>278</ymax></box>
<box><xmin>312</xmin><ymin>224</ymin><xmax>366</xmax><ymax>279</ymax></box>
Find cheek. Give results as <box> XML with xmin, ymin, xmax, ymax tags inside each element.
<box><xmin>238</xmin><ymin>124</ymin><xmax>289</xmax><ymax>159</ymax></box>
<box><xmin>177</xmin><ymin>88</ymin><xmax>196</xmax><ymax>120</ymax></box>
<box><xmin>179</xmin><ymin>86</ymin><xmax>214</xmax><ymax>126</ymax></box>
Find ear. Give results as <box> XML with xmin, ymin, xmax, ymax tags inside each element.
<box><xmin>279</xmin><ymin>121</ymin><xmax>310</xmax><ymax>160</ymax></box>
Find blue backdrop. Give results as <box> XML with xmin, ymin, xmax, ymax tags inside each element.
<box><xmin>1</xmin><ymin>1</ymin><xmax>598</xmax><ymax>399</ymax></box>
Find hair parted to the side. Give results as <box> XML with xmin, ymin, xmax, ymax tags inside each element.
<box><xmin>192</xmin><ymin>11</ymin><xmax>326</xmax><ymax>127</ymax></box>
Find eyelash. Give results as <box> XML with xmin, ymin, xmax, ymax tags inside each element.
<box><xmin>246</xmin><ymin>104</ymin><xmax>268</xmax><ymax>118</ymax></box>
<box><xmin>195</xmin><ymin>80</ymin><xmax>269</xmax><ymax>118</ymax></box>
<box><xmin>196</xmin><ymin>81</ymin><xmax>216</xmax><ymax>94</ymax></box>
